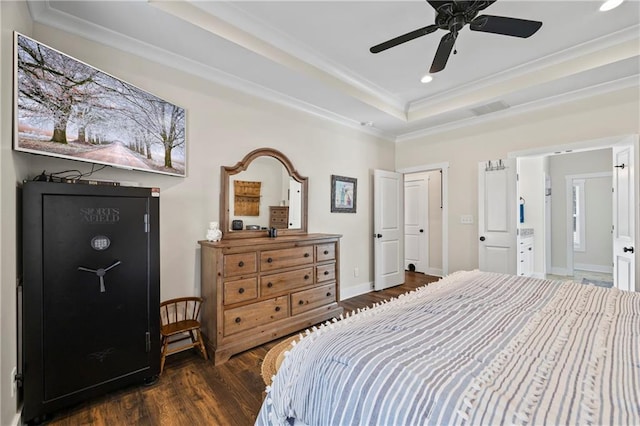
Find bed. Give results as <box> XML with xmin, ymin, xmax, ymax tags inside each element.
<box><xmin>256</xmin><ymin>270</ymin><xmax>640</xmax><ymax>425</ymax></box>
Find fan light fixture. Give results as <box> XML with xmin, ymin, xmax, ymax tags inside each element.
<box><xmin>421</xmin><ymin>74</ymin><xmax>433</xmax><ymax>84</ymax></box>
<box><xmin>600</xmin><ymin>0</ymin><xmax>624</xmax><ymax>11</ymax></box>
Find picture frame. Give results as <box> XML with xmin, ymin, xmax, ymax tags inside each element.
<box><xmin>14</xmin><ymin>32</ymin><xmax>186</xmax><ymax>177</ymax></box>
<box><xmin>331</xmin><ymin>175</ymin><xmax>357</xmax><ymax>213</ymax></box>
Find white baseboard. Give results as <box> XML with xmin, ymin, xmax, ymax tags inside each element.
<box><xmin>532</xmin><ymin>272</ymin><xmax>546</xmax><ymax>279</ymax></box>
<box><xmin>574</xmin><ymin>263</ymin><xmax>613</xmax><ymax>274</ymax></box>
<box><xmin>340</xmin><ymin>281</ymin><xmax>373</xmax><ymax>300</ymax></box>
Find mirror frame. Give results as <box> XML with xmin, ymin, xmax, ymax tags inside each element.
<box><xmin>220</xmin><ymin>148</ymin><xmax>308</xmax><ymax>239</ymax></box>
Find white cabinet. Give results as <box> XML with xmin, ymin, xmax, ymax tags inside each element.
<box><xmin>518</xmin><ymin>231</ymin><xmax>534</xmax><ymax>277</ymax></box>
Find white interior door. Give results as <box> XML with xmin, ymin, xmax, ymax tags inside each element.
<box><xmin>613</xmin><ymin>142</ymin><xmax>635</xmax><ymax>291</ymax></box>
<box><xmin>374</xmin><ymin>169</ymin><xmax>404</xmax><ymax>290</ymax></box>
<box><xmin>478</xmin><ymin>159</ymin><xmax>517</xmax><ymax>274</ymax></box>
<box><xmin>404</xmin><ymin>176</ymin><xmax>428</xmax><ymax>273</ymax></box>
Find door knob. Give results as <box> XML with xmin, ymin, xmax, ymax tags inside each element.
<box><xmin>374</xmin><ymin>233</ymin><xmax>382</xmax><ymax>238</ymax></box>
<box><xmin>479</xmin><ymin>236</ymin><xmax>486</xmax><ymax>241</ymax></box>
<box><xmin>419</xmin><ymin>229</ymin><xmax>424</xmax><ymax>233</ymax></box>
<box><xmin>623</xmin><ymin>246</ymin><xmax>634</xmax><ymax>253</ymax></box>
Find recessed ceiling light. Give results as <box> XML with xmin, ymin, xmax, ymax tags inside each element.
<box><xmin>600</xmin><ymin>0</ymin><xmax>624</xmax><ymax>11</ymax></box>
<box><xmin>360</xmin><ymin>121</ymin><xmax>374</xmax><ymax>127</ymax></box>
<box><xmin>420</xmin><ymin>74</ymin><xmax>433</xmax><ymax>84</ymax></box>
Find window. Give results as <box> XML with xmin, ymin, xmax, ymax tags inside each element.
<box><xmin>573</xmin><ymin>179</ymin><xmax>586</xmax><ymax>252</ymax></box>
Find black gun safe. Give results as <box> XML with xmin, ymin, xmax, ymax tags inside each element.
<box><xmin>21</xmin><ymin>181</ymin><xmax>160</xmax><ymax>424</ymax></box>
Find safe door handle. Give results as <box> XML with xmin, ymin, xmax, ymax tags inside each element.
<box><xmin>78</xmin><ymin>260</ymin><xmax>122</xmax><ymax>293</ymax></box>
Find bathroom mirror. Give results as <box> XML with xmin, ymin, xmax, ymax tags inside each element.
<box><xmin>220</xmin><ymin>148</ymin><xmax>308</xmax><ymax>239</ymax></box>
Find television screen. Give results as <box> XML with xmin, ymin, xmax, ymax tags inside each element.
<box><xmin>14</xmin><ymin>32</ymin><xmax>186</xmax><ymax>177</ymax></box>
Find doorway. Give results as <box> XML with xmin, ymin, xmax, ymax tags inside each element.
<box><xmin>399</xmin><ymin>163</ymin><xmax>449</xmax><ymax>277</ymax></box>
<box><xmin>513</xmin><ymin>134</ymin><xmax>636</xmax><ymax>289</ymax></box>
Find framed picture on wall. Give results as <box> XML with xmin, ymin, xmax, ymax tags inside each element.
<box><xmin>331</xmin><ymin>175</ymin><xmax>357</xmax><ymax>213</ymax></box>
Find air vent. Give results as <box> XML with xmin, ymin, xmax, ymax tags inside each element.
<box><xmin>470</xmin><ymin>100</ymin><xmax>510</xmax><ymax>116</ymax></box>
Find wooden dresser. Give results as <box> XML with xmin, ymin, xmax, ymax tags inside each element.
<box><xmin>199</xmin><ymin>234</ymin><xmax>343</xmax><ymax>364</ymax></box>
<box><xmin>269</xmin><ymin>206</ymin><xmax>289</xmax><ymax>229</ymax></box>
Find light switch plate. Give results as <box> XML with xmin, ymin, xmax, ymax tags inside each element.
<box><xmin>460</xmin><ymin>215</ymin><xmax>474</xmax><ymax>224</ymax></box>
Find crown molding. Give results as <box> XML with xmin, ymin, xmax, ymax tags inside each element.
<box><xmin>193</xmin><ymin>0</ymin><xmax>405</xmax><ymax>113</ymax></box>
<box><xmin>148</xmin><ymin>0</ymin><xmax>407</xmax><ymax>121</ymax></box>
<box><xmin>26</xmin><ymin>1</ymin><xmax>396</xmax><ymax>143</ymax></box>
<box><xmin>395</xmin><ymin>75</ymin><xmax>639</xmax><ymax>143</ymax></box>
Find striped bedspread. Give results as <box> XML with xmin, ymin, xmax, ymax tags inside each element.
<box><xmin>256</xmin><ymin>270</ymin><xmax>640</xmax><ymax>425</ymax></box>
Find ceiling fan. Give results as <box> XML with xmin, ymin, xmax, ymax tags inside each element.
<box><xmin>370</xmin><ymin>0</ymin><xmax>543</xmax><ymax>73</ymax></box>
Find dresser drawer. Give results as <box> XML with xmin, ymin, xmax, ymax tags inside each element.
<box><xmin>224</xmin><ymin>253</ymin><xmax>257</xmax><ymax>277</ymax></box>
<box><xmin>223</xmin><ymin>296</ymin><xmax>289</xmax><ymax>336</ymax></box>
<box><xmin>261</xmin><ymin>267</ymin><xmax>314</xmax><ymax>297</ymax></box>
<box><xmin>270</xmin><ymin>217</ymin><xmax>288</xmax><ymax>229</ymax></box>
<box><xmin>261</xmin><ymin>246</ymin><xmax>314</xmax><ymax>271</ymax></box>
<box><xmin>316</xmin><ymin>263</ymin><xmax>336</xmax><ymax>283</ymax></box>
<box><xmin>316</xmin><ymin>243</ymin><xmax>336</xmax><ymax>262</ymax></box>
<box><xmin>291</xmin><ymin>283</ymin><xmax>336</xmax><ymax>316</ymax></box>
<box><xmin>223</xmin><ymin>277</ymin><xmax>258</xmax><ymax>305</ymax></box>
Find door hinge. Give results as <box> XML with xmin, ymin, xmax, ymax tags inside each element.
<box><xmin>145</xmin><ymin>332</ymin><xmax>151</xmax><ymax>352</ymax></box>
<box><xmin>144</xmin><ymin>213</ymin><xmax>149</xmax><ymax>233</ymax></box>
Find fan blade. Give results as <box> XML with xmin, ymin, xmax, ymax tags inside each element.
<box><xmin>470</xmin><ymin>14</ymin><xmax>542</xmax><ymax>38</ymax></box>
<box><xmin>429</xmin><ymin>32</ymin><xmax>455</xmax><ymax>73</ymax></box>
<box><xmin>370</xmin><ymin>25</ymin><xmax>439</xmax><ymax>53</ymax></box>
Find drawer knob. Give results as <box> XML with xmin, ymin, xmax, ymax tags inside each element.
<box><xmin>324</xmin><ymin>271</ymin><xmax>329</xmax><ymax>276</ymax></box>
<box><xmin>275</xmin><ymin>306</ymin><xmax>281</xmax><ymax>312</ymax></box>
<box><xmin>267</xmin><ymin>257</ymin><xmax>273</xmax><ymax>263</ymax></box>
<box><xmin>267</xmin><ymin>282</ymin><xmax>273</xmax><ymax>288</ymax></box>
<box><xmin>304</xmin><ymin>275</ymin><xmax>309</xmax><ymax>280</ymax></box>
<box><xmin>235</xmin><ymin>317</ymin><xmax>241</xmax><ymax>323</ymax></box>
<box><xmin>326</xmin><ymin>292</ymin><xmax>332</xmax><ymax>297</ymax></box>
<box><xmin>238</xmin><ymin>288</ymin><xmax>245</xmax><ymax>294</ymax></box>
<box><xmin>298</xmin><ymin>300</ymin><xmax>304</xmax><ymax>305</ymax></box>
<box><xmin>304</xmin><ymin>253</ymin><xmax>310</xmax><ymax>258</ymax></box>
<box><xmin>323</xmin><ymin>250</ymin><xmax>329</xmax><ymax>255</ymax></box>
<box><xmin>238</xmin><ymin>261</ymin><xmax>244</xmax><ymax>267</ymax></box>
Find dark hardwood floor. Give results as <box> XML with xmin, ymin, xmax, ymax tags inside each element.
<box><xmin>45</xmin><ymin>272</ymin><xmax>439</xmax><ymax>426</ymax></box>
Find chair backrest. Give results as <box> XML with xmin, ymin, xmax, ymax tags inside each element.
<box><xmin>160</xmin><ymin>297</ymin><xmax>204</xmax><ymax>326</ymax></box>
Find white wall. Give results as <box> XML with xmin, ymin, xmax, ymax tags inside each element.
<box><xmin>396</xmin><ymin>91</ymin><xmax>640</xmax><ymax>276</ymax></box>
<box><xmin>575</xmin><ymin>176</ymin><xmax>613</xmax><ymax>271</ymax></box>
<box><xmin>1</xmin><ymin>3</ymin><xmax>32</xmax><ymax>425</ymax></box>
<box><xmin>0</xmin><ymin>9</ymin><xmax>394</xmax><ymax>424</ymax></box>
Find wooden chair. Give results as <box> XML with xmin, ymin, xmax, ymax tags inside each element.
<box><xmin>160</xmin><ymin>297</ymin><xmax>208</xmax><ymax>374</ymax></box>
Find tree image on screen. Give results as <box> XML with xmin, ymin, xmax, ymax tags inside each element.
<box><xmin>15</xmin><ymin>33</ymin><xmax>186</xmax><ymax>176</ymax></box>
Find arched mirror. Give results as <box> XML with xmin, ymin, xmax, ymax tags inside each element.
<box><xmin>220</xmin><ymin>148</ymin><xmax>308</xmax><ymax>239</ymax></box>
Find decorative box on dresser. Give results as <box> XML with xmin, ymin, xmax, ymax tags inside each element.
<box><xmin>199</xmin><ymin>233</ymin><xmax>343</xmax><ymax>364</ymax></box>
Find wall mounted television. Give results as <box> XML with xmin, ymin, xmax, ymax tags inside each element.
<box><xmin>14</xmin><ymin>32</ymin><xmax>186</xmax><ymax>177</ymax></box>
